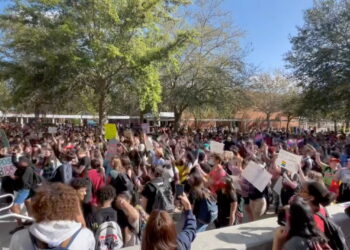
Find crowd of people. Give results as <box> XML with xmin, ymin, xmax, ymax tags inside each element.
<box><xmin>0</xmin><ymin>122</ymin><xmax>349</xmax><ymax>250</ymax></box>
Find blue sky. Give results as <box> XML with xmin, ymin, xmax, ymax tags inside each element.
<box><xmin>222</xmin><ymin>0</ymin><xmax>313</xmax><ymax>72</ymax></box>
<box><xmin>0</xmin><ymin>0</ymin><xmax>313</xmax><ymax>72</ymax></box>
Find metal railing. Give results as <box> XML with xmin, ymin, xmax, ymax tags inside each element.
<box><xmin>0</xmin><ymin>193</ymin><xmax>34</xmax><ymax>221</ymax></box>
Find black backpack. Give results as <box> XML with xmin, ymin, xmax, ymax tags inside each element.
<box><xmin>150</xmin><ymin>179</ymin><xmax>174</xmax><ymax>212</ymax></box>
<box><xmin>110</xmin><ymin>173</ymin><xmax>134</xmax><ymax>195</ymax></box>
<box><xmin>316</xmin><ymin>212</ymin><xmax>349</xmax><ymax>250</ymax></box>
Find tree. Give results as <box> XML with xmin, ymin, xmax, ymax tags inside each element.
<box><xmin>0</xmin><ymin>0</ymin><xmax>193</xmax><ymax>126</ymax></box>
<box><xmin>286</xmin><ymin>0</ymin><xmax>350</xmax><ymax>121</ymax></box>
<box><xmin>248</xmin><ymin>72</ymin><xmax>291</xmax><ymax>128</ymax></box>
<box><xmin>161</xmin><ymin>0</ymin><xmax>247</xmax><ymax>130</ymax></box>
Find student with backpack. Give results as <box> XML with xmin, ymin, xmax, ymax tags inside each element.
<box><xmin>273</xmin><ymin>196</ymin><xmax>331</xmax><ymax>250</ymax></box>
<box><xmin>9</xmin><ymin>183</ymin><xmax>95</xmax><ymax>250</ymax></box>
<box><xmin>188</xmin><ymin>167</ymin><xmax>218</xmax><ymax>232</ymax></box>
<box><xmin>92</xmin><ymin>185</ymin><xmax>123</xmax><ymax>250</ymax></box>
<box><xmin>141</xmin><ymin>166</ymin><xmax>174</xmax><ymax>214</ymax></box>
<box><xmin>50</xmin><ymin>152</ymin><xmax>75</xmax><ymax>184</ymax></box>
<box><xmin>298</xmin><ymin>181</ymin><xmax>348</xmax><ymax>250</ymax></box>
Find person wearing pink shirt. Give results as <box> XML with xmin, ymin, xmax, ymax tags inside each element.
<box><xmin>208</xmin><ymin>154</ymin><xmax>227</xmax><ymax>193</ymax></box>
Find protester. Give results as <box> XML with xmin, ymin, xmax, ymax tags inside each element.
<box><xmin>9</xmin><ymin>183</ymin><xmax>95</xmax><ymax>250</ymax></box>
<box><xmin>272</xmin><ymin>196</ymin><xmax>330</xmax><ymax>250</ymax></box>
<box><xmin>141</xmin><ymin>194</ymin><xmax>196</xmax><ymax>250</ymax></box>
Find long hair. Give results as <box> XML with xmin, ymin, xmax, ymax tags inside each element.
<box><xmin>189</xmin><ymin>167</ymin><xmax>210</xmax><ymax>200</ymax></box>
<box><xmin>306</xmin><ymin>181</ymin><xmax>335</xmax><ymax>207</ymax></box>
<box><xmin>288</xmin><ymin>196</ymin><xmax>328</xmax><ymax>247</ymax></box>
<box><xmin>141</xmin><ymin>210</ymin><xmax>177</xmax><ymax>250</ymax></box>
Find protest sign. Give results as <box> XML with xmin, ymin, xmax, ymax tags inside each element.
<box><xmin>0</xmin><ymin>129</ymin><xmax>9</xmax><ymax>148</ymax></box>
<box><xmin>106</xmin><ymin>139</ymin><xmax>118</xmax><ymax>161</ymax></box>
<box><xmin>144</xmin><ymin>134</ymin><xmax>154</xmax><ymax>152</ymax></box>
<box><xmin>209</xmin><ymin>141</ymin><xmax>224</xmax><ymax>154</ymax></box>
<box><xmin>276</xmin><ymin>149</ymin><xmax>302</xmax><ymax>173</ymax></box>
<box><xmin>141</xmin><ymin>123</ymin><xmax>150</xmax><ymax>134</ymax></box>
<box><xmin>273</xmin><ymin>177</ymin><xmax>283</xmax><ymax>196</ymax></box>
<box><xmin>0</xmin><ymin>157</ymin><xmax>16</xmax><ymax>177</ymax></box>
<box><xmin>104</xmin><ymin>124</ymin><xmax>118</xmax><ymax>140</ymax></box>
<box><xmin>48</xmin><ymin>127</ymin><xmax>57</xmax><ymax>134</ymax></box>
<box><xmin>242</xmin><ymin>161</ymin><xmax>272</xmax><ymax>192</ymax></box>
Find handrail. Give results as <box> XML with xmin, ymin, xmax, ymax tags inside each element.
<box><xmin>0</xmin><ymin>193</ymin><xmax>14</xmax><ymax>213</ymax></box>
<box><xmin>0</xmin><ymin>193</ymin><xmax>34</xmax><ymax>221</ymax></box>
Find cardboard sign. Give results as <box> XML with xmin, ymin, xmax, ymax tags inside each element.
<box><xmin>141</xmin><ymin>123</ymin><xmax>150</xmax><ymax>134</ymax></box>
<box><xmin>0</xmin><ymin>129</ymin><xmax>9</xmax><ymax>148</ymax></box>
<box><xmin>242</xmin><ymin>161</ymin><xmax>272</xmax><ymax>192</ymax></box>
<box><xmin>276</xmin><ymin>149</ymin><xmax>302</xmax><ymax>173</ymax></box>
<box><xmin>48</xmin><ymin>127</ymin><xmax>57</xmax><ymax>134</ymax></box>
<box><xmin>0</xmin><ymin>157</ymin><xmax>16</xmax><ymax>177</ymax></box>
<box><xmin>209</xmin><ymin>141</ymin><xmax>224</xmax><ymax>154</ymax></box>
<box><xmin>104</xmin><ymin>124</ymin><xmax>118</xmax><ymax>140</ymax></box>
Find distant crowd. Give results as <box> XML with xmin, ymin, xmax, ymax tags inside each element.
<box><xmin>0</xmin><ymin>122</ymin><xmax>349</xmax><ymax>250</ymax></box>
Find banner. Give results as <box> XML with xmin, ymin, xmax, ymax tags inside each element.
<box><xmin>104</xmin><ymin>124</ymin><xmax>118</xmax><ymax>140</ymax></box>
<box><xmin>276</xmin><ymin>149</ymin><xmax>302</xmax><ymax>173</ymax></box>
<box><xmin>0</xmin><ymin>157</ymin><xmax>16</xmax><ymax>177</ymax></box>
<box><xmin>0</xmin><ymin>129</ymin><xmax>9</xmax><ymax>148</ymax></box>
<box><xmin>242</xmin><ymin>161</ymin><xmax>272</xmax><ymax>192</ymax></box>
<box><xmin>209</xmin><ymin>141</ymin><xmax>224</xmax><ymax>154</ymax></box>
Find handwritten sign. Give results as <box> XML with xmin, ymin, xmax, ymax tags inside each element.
<box><xmin>48</xmin><ymin>127</ymin><xmax>57</xmax><ymax>134</ymax></box>
<box><xmin>242</xmin><ymin>161</ymin><xmax>272</xmax><ymax>192</ymax></box>
<box><xmin>104</xmin><ymin>124</ymin><xmax>118</xmax><ymax>140</ymax></box>
<box><xmin>0</xmin><ymin>157</ymin><xmax>16</xmax><ymax>177</ymax></box>
<box><xmin>209</xmin><ymin>141</ymin><xmax>224</xmax><ymax>154</ymax></box>
<box><xmin>276</xmin><ymin>149</ymin><xmax>302</xmax><ymax>173</ymax></box>
<box><xmin>0</xmin><ymin>129</ymin><xmax>9</xmax><ymax>148</ymax></box>
<box><xmin>106</xmin><ymin>139</ymin><xmax>118</xmax><ymax>161</ymax></box>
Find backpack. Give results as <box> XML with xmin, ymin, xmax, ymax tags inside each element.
<box><xmin>30</xmin><ymin>227</ymin><xmax>82</xmax><ymax>250</ymax></box>
<box><xmin>197</xmin><ymin>197</ymin><xmax>218</xmax><ymax>224</ymax></box>
<box><xmin>95</xmin><ymin>221</ymin><xmax>123</xmax><ymax>250</ymax></box>
<box><xmin>50</xmin><ymin>163</ymin><xmax>72</xmax><ymax>184</ymax></box>
<box><xmin>316</xmin><ymin>212</ymin><xmax>349</xmax><ymax>250</ymax></box>
<box><xmin>150</xmin><ymin>179</ymin><xmax>174</xmax><ymax>212</ymax></box>
<box><xmin>110</xmin><ymin>173</ymin><xmax>134</xmax><ymax>195</ymax></box>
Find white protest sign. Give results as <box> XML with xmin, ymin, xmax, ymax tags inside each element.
<box><xmin>276</xmin><ymin>149</ymin><xmax>302</xmax><ymax>173</ymax></box>
<box><xmin>242</xmin><ymin>161</ymin><xmax>272</xmax><ymax>192</ymax></box>
<box><xmin>141</xmin><ymin>123</ymin><xmax>150</xmax><ymax>134</ymax></box>
<box><xmin>209</xmin><ymin>141</ymin><xmax>224</xmax><ymax>154</ymax></box>
<box><xmin>273</xmin><ymin>176</ymin><xmax>283</xmax><ymax>196</ymax></box>
<box><xmin>0</xmin><ymin>157</ymin><xmax>16</xmax><ymax>177</ymax></box>
<box><xmin>144</xmin><ymin>134</ymin><xmax>153</xmax><ymax>152</ymax></box>
<box><xmin>48</xmin><ymin>127</ymin><xmax>57</xmax><ymax>134</ymax></box>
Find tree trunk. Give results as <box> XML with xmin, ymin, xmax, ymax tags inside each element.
<box><xmin>174</xmin><ymin>111</ymin><xmax>181</xmax><ymax>132</ymax></box>
<box><xmin>98</xmin><ymin>90</ymin><xmax>107</xmax><ymax>133</ymax></box>
<box><xmin>266</xmin><ymin>113</ymin><xmax>271</xmax><ymax>129</ymax></box>
<box><xmin>139</xmin><ymin>110</ymin><xmax>145</xmax><ymax>124</ymax></box>
<box><xmin>286</xmin><ymin>115</ymin><xmax>292</xmax><ymax>132</ymax></box>
<box><xmin>333</xmin><ymin>120</ymin><xmax>337</xmax><ymax>133</ymax></box>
